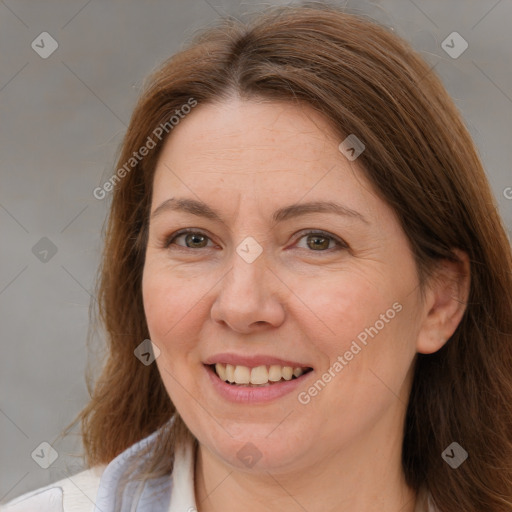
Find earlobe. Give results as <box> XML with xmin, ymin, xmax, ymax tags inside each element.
<box><xmin>416</xmin><ymin>249</ymin><xmax>471</xmax><ymax>355</ymax></box>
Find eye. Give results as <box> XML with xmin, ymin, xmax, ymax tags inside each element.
<box><xmin>295</xmin><ymin>230</ymin><xmax>348</xmax><ymax>252</ymax></box>
<box><xmin>164</xmin><ymin>229</ymin><xmax>215</xmax><ymax>250</ymax></box>
<box><xmin>163</xmin><ymin>228</ymin><xmax>348</xmax><ymax>253</ymax></box>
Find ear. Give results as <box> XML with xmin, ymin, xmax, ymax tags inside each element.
<box><xmin>416</xmin><ymin>249</ymin><xmax>471</xmax><ymax>354</ymax></box>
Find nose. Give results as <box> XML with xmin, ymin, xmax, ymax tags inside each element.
<box><xmin>210</xmin><ymin>246</ymin><xmax>286</xmax><ymax>333</ymax></box>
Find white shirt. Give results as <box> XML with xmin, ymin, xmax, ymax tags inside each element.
<box><xmin>0</xmin><ymin>430</ymin><xmax>434</xmax><ymax>511</ymax></box>
<box><xmin>0</xmin><ymin>431</ymin><xmax>196</xmax><ymax>511</ymax></box>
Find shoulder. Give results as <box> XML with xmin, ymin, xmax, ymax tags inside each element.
<box><xmin>1</xmin><ymin>418</ymin><xmax>181</xmax><ymax>512</ymax></box>
<box><xmin>0</xmin><ymin>465</ymin><xmax>106</xmax><ymax>512</ymax></box>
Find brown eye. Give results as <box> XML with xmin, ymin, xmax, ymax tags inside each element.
<box><xmin>306</xmin><ymin>234</ymin><xmax>331</xmax><ymax>251</ymax></box>
<box><xmin>165</xmin><ymin>229</ymin><xmax>213</xmax><ymax>249</ymax></box>
<box><xmin>183</xmin><ymin>232</ymin><xmax>208</xmax><ymax>248</ymax></box>
<box><xmin>296</xmin><ymin>230</ymin><xmax>347</xmax><ymax>252</ymax></box>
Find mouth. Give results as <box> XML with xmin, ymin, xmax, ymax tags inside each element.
<box><xmin>207</xmin><ymin>363</ymin><xmax>314</xmax><ymax>387</ymax></box>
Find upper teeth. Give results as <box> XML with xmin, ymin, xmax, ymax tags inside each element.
<box><xmin>214</xmin><ymin>363</ymin><xmax>307</xmax><ymax>385</ymax></box>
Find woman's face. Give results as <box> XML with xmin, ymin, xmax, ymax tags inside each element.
<box><xmin>142</xmin><ymin>97</ymin><xmax>426</xmax><ymax>473</ymax></box>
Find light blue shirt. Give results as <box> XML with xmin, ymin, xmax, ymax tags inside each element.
<box><xmin>1</xmin><ymin>417</ymin><xmax>197</xmax><ymax>511</ymax></box>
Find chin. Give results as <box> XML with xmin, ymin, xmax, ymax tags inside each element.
<box><xmin>197</xmin><ymin>420</ymin><xmax>317</xmax><ymax>473</ymax></box>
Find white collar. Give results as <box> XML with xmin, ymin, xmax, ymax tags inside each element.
<box><xmin>167</xmin><ymin>437</ymin><xmax>436</xmax><ymax>512</ymax></box>
<box><xmin>167</xmin><ymin>437</ymin><xmax>197</xmax><ymax>512</ymax></box>
<box><xmin>94</xmin><ymin>424</ymin><xmax>433</xmax><ymax>512</ymax></box>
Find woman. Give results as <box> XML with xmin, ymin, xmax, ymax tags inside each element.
<box><xmin>3</xmin><ymin>3</ymin><xmax>511</xmax><ymax>511</ymax></box>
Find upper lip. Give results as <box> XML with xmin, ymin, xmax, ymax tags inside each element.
<box><xmin>203</xmin><ymin>353</ymin><xmax>313</xmax><ymax>369</ymax></box>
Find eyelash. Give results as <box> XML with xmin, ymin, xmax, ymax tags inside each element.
<box><xmin>162</xmin><ymin>228</ymin><xmax>348</xmax><ymax>254</ymax></box>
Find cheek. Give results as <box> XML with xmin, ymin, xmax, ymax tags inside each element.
<box><xmin>142</xmin><ymin>272</ymin><xmax>172</xmax><ymax>340</ymax></box>
<box><xmin>142</xmin><ymin>265</ymin><xmax>206</xmax><ymax>403</ymax></box>
<box><xmin>303</xmin><ymin>269</ymin><xmax>417</xmax><ymax>391</ymax></box>
<box><xmin>298</xmin><ymin>274</ymin><xmax>396</xmax><ymax>352</ymax></box>
<box><xmin>142</xmin><ymin>263</ymin><xmax>204</xmax><ymax>351</ymax></box>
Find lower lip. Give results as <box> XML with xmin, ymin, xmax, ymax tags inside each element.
<box><xmin>204</xmin><ymin>364</ymin><xmax>313</xmax><ymax>404</ymax></box>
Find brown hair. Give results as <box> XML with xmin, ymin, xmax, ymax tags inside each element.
<box><xmin>68</xmin><ymin>3</ymin><xmax>512</xmax><ymax>510</ymax></box>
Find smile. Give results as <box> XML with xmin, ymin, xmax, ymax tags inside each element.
<box><xmin>210</xmin><ymin>363</ymin><xmax>313</xmax><ymax>387</ymax></box>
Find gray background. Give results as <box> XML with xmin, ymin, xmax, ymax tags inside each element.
<box><xmin>1</xmin><ymin>0</ymin><xmax>511</xmax><ymax>502</ymax></box>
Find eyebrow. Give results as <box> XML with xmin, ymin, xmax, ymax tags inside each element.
<box><xmin>150</xmin><ymin>197</ymin><xmax>369</xmax><ymax>225</ymax></box>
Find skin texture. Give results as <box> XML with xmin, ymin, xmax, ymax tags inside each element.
<box><xmin>142</xmin><ymin>97</ymin><xmax>470</xmax><ymax>512</ymax></box>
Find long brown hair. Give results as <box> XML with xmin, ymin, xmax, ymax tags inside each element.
<box><xmin>68</xmin><ymin>3</ymin><xmax>512</xmax><ymax>510</ymax></box>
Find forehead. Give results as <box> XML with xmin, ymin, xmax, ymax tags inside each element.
<box><xmin>150</xmin><ymin>98</ymin><xmax>380</xmax><ymax>222</ymax></box>
<box><xmin>163</xmin><ymin>97</ymin><xmax>338</xmax><ymax>158</ymax></box>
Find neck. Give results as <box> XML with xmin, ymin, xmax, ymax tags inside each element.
<box><xmin>194</xmin><ymin>433</ymin><xmax>417</xmax><ymax>512</ymax></box>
